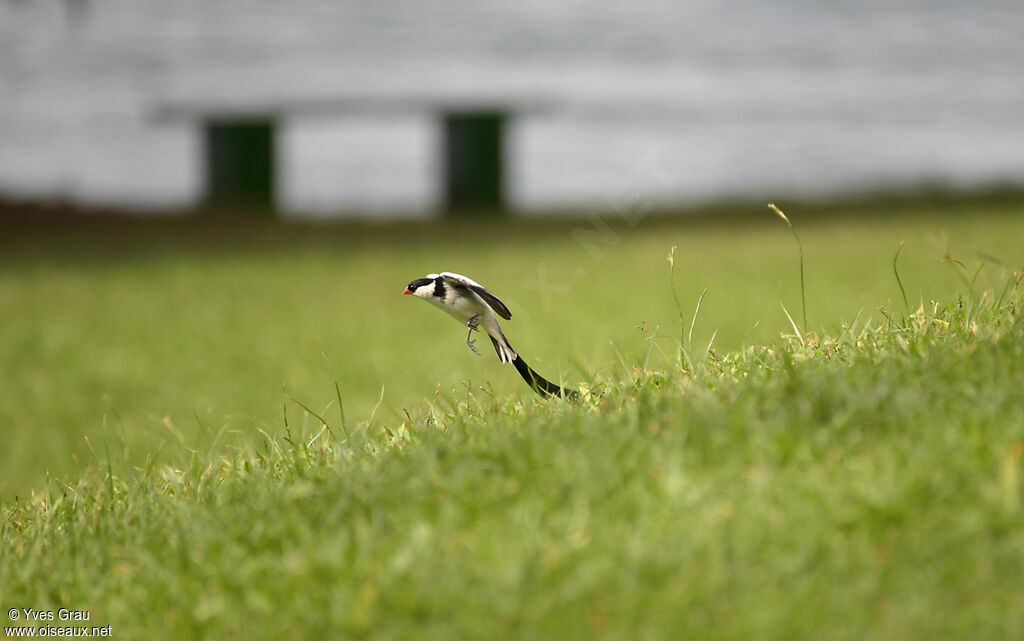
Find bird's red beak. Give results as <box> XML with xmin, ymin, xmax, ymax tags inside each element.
<box><xmin>402</xmin><ymin>287</ymin><xmax>412</xmax><ymax>295</ymax></box>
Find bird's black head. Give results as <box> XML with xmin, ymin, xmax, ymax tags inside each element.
<box><xmin>402</xmin><ymin>278</ymin><xmax>434</xmax><ymax>296</ymax></box>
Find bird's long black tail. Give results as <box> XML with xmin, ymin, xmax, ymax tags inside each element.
<box><xmin>491</xmin><ymin>336</ymin><xmax>579</xmax><ymax>400</ymax></box>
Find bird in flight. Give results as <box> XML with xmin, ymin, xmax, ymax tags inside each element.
<box><xmin>403</xmin><ymin>272</ymin><xmax>577</xmax><ymax>399</ymax></box>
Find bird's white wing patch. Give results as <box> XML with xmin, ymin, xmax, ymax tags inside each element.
<box><xmin>439</xmin><ymin>272</ymin><xmax>485</xmax><ymax>290</ymax></box>
<box><xmin>440</xmin><ymin>272</ymin><xmax>513</xmax><ymax>320</ymax></box>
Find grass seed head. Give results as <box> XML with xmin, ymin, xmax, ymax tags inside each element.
<box><xmin>768</xmin><ymin>202</ymin><xmax>791</xmax><ymax>225</ymax></box>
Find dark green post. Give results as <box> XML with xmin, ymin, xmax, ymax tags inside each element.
<box><xmin>443</xmin><ymin>111</ymin><xmax>505</xmax><ymax>212</ymax></box>
<box><xmin>205</xmin><ymin>119</ymin><xmax>275</xmax><ymax>212</ymax></box>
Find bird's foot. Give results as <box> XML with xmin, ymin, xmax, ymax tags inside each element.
<box><xmin>465</xmin><ymin>314</ymin><xmax>481</xmax><ymax>355</ymax></box>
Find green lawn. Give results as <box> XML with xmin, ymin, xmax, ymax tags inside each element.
<box><xmin>2</xmin><ymin>196</ymin><xmax>1024</xmax><ymax>639</ymax></box>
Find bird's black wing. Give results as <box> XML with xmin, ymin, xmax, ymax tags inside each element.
<box><xmin>440</xmin><ymin>272</ymin><xmax>512</xmax><ymax>320</ymax></box>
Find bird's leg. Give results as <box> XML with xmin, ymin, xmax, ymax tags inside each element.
<box><xmin>465</xmin><ymin>314</ymin><xmax>480</xmax><ymax>355</ymax></box>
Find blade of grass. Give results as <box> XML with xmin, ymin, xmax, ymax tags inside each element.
<box><xmin>289</xmin><ymin>394</ymin><xmax>335</xmax><ymax>439</ymax></box>
<box><xmin>322</xmin><ymin>353</ymin><xmax>351</xmax><ymax>440</ymax></box>
<box><xmin>608</xmin><ymin>340</ymin><xmax>633</xmax><ymax>380</ymax></box>
<box><xmin>769</xmin><ymin>203</ymin><xmax>807</xmax><ymax>331</ymax></box>
<box><xmin>780</xmin><ymin>301</ymin><xmax>805</xmax><ymax>347</ymax></box>
<box><xmin>307</xmin><ymin>425</ymin><xmax>328</xmax><ymax>449</ymax></box>
<box><xmin>367</xmin><ymin>384</ymin><xmax>385</xmax><ymax>429</ymax></box>
<box><xmin>968</xmin><ymin>260</ymin><xmax>986</xmax><ymax>302</ymax></box>
<box><xmin>102</xmin><ymin>414</ymin><xmax>115</xmax><ymax>503</ymax></box>
<box><xmin>703</xmin><ymin>329</ymin><xmax>718</xmax><ymax>361</ymax></box>
<box><xmin>893</xmin><ymin>241</ymin><xmax>910</xmax><ymax>312</ymax></box>
<box><xmin>942</xmin><ymin>247</ymin><xmax>974</xmax><ymax>295</ymax></box>
<box><xmin>995</xmin><ymin>269</ymin><xmax>1023</xmax><ymax>310</ymax></box>
<box><xmin>667</xmin><ymin>246</ymin><xmax>686</xmax><ymax>369</ymax></box>
<box><xmin>256</xmin><ymin>427</ymin><xmax>285</xmax><ymax>457</ymax></box>
<box><xmin>641</xmin><ymin>326</ymin><xmax>661</xmax><ymax>372</ymax></box>
<box><xmin>333</xmin><ymin>382</ymin><xmax>350</xmax><ymax>440</ymax></box>
<box><xmin>689</xmin><ymin>288</ymin><xmax>708</xmax><ymax>347</ymax></box>
<box><xmin>191</xmin><ymin>408</ymin><xmax>211</xmax><ymax>442</ymax></box>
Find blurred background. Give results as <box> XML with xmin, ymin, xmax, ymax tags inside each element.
<box><xmin>2</xmin><ymin>1</ymin><xmax>1024</xmax><ymax>497</ymax></box>
<box><xmin>1</xmin><ymin>0</ymin><xmax>1023</xmax><ymax>215</ymax></box>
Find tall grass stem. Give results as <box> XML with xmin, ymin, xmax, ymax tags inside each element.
<box><xmin>893</xmin><ymin>241</ymin><xmax>910</xmax><ymax>311</ymax></box>
<box><xmin>769</xmin><ymin>203</ymin><xmax>807</xmax><ymax>332</ymax></box>
<box><xmin>667</xmin><ymin>247</ymin><xmax>687</xmax><ymax>369</ymax></box>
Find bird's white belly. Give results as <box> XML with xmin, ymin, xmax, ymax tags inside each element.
<box><xmin>441</xmin><ymin>293</ymin><xmax>485</xmax><ymax>324</ymax></box>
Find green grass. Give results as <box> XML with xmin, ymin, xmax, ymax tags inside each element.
<box><xmin>2</xmin><ymin>196</ymin><xmax>1024</xmax><ymax>638</ymax></box>
<box><xmin>2</xmin><ymin>197</ymin><xmax>1023</xmax><ymax>499</ymax></box>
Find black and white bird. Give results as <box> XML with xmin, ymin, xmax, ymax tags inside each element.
<box><xmin>403</xmin><ymin>272</ymin><xmax>577</xmax><ymax>399</ymax></box>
